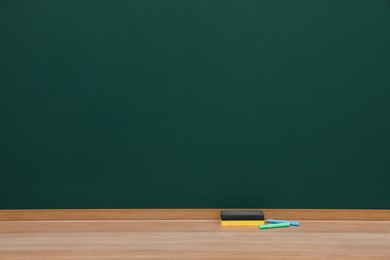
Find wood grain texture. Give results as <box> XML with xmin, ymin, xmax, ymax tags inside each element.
<box><xmin>0</xmin><ymin>220</ymin><xmax>389</xmax><ymax>259</ymax></box>
<box><xmin>0</xmin><ymin>209</ymin><xmax>390</xmax><ymax>221</ymax></box>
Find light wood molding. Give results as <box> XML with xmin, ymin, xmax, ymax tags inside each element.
<box><xmin>0</xmin><ymin>209</ymin><xmax>389</xmax><ymax>221</ymax></box>
<box><xmin>1</xmin><ymin>220</ymin><xmax>390</xmax><ymax>258</ymax></box>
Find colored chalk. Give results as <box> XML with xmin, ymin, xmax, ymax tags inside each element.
<box><xmin>220</xmin><ymin>220</ymin><xmax>265</xmax><ymax>227</ymax></box>
<box><xmin>266</xmin><ymin>219</ymin><xmax>300</xmax><ymax>226</ymax></box>
<box><xmin>259</xmin><ymin>223</ymin><xmax>290</xmax><ymax>229</ymax></box>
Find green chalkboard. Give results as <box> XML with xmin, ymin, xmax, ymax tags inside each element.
<box><xmin>1</xmin><ymin>0</ymin><xmax>389</xmax><ymax>209</ymax></box>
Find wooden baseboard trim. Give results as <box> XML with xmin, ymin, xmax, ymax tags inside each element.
<box><xmin>0</xmin><ymin>209</ymin><xmax>389</xmax><ymax>221</ymax></box>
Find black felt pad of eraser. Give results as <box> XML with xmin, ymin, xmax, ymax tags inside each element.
<box><xmin>220</xmin><ymin>210</ymin><xmax>264</xmax><ymax>220</ymax></box>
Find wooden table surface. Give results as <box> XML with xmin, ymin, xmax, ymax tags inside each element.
<box><xmin>1</xmin><ymin>220</ymin><xmax>389</xmax><ymax>259</ymax></box>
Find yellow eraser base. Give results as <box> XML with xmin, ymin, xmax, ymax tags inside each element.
<box><xmin>220</xmin><ymin>220</ymin><xmax>265</xmax><ymax>227</ymax></box>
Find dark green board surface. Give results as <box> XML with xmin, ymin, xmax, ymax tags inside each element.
<box><xmin>1</xmin><ymin>0</ymin><xmax>390</xmax><ymax>209</ymax></box>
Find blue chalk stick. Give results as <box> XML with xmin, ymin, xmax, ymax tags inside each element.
<box><xmin>266</xmin><ymin>219</ymin><xmax>300</xmax><ymax>226</ymax></box>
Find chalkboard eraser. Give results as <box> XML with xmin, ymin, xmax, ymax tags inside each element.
<box><xmin>220</xmin><ymin>220</ymin><xmax>265</xmax><ymax>226</ymax></box>
<box><xmin>220</xmin><ymin>210</ymin><xmax>264</xmax><ymax>220</ymax></box>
